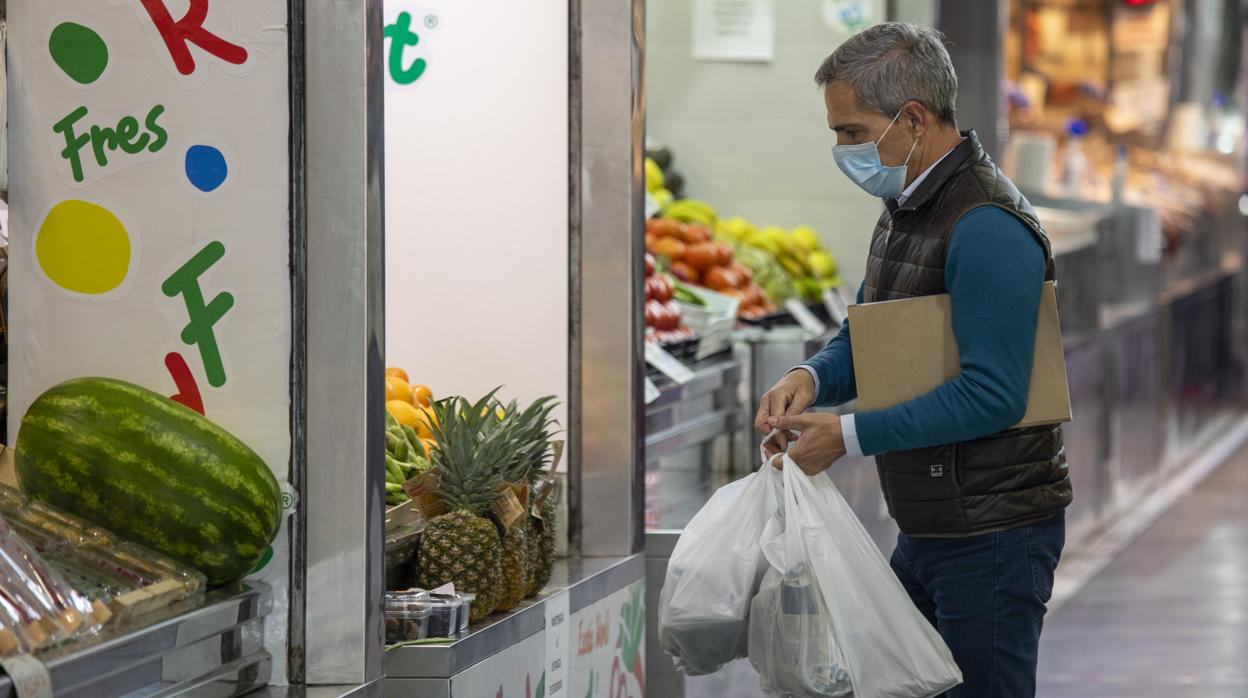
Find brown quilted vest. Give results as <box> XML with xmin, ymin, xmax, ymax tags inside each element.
<box><xmin>864</xmin><ymin>131</ymin><xmax>1073</xmax><ymax>537</ymax></box>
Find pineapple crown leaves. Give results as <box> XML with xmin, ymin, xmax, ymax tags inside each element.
<box><xmin>426</xmin><ymin>388</ymin><xmax>513</xmax><ymax>514</ymax></box>
<box><xmin>498</xmin><ymin>395</ymin><xmax>562</xmax><ymax>484</ymax></box>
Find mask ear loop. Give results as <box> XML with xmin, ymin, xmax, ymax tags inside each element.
<box><xmin>902</xmin><ymin>132</ymin><xmax>921</xmax><ymax>166</ymax></box>
<box><xmin>874</xmin><ymin>108</ymin><xmax>905</xmax><ymax>146</ymax></box>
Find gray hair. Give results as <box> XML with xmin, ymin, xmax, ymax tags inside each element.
<box><xmin>815</xmin><ymin>23</ymin><xmax>958</xmax><ymax>126</ymax></box>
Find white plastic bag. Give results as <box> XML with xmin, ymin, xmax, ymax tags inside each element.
<box><xmin>749</xmin><ymin>453</ymin><xmax>963</xmax><ymax>698</ymax></box>
<box><xmin>657</xmin><ymin>454</ymin><xmax>780</xmax><ymax>675</ymax></box>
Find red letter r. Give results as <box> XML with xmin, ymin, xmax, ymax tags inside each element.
<box><xmin>139</xmin><ymin>0</ymin><xmax>249</xmax><ymax>76</ymax></box>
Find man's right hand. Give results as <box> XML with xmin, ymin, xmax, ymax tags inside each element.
<box><xmin>755</xmin><ymin>369</ymin><xmax>816</xmax><ymax>457</ymax></box>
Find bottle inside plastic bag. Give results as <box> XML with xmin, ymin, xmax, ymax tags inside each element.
<box><xmin>750</xmin><ymin>564</ymin><xmax>852</xmax><ymax>697</ymax></box>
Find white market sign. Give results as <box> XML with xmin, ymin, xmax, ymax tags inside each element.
<box><xmin>8</xmin><ymin>0</ymin><xmax>293</xmax><ymax>682</ymax></box>
<box><xmin>693</xmin><ymin>0</ymin><xmax>776</xmax><ymax>62</ymax></box>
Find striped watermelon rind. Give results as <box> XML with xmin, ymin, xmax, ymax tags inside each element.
<box><xmin>15</xmin><ymin>377</ymin><xmax>282</xmax><ymax>585</ymax></box>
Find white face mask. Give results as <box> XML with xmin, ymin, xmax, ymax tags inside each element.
<box><xmin>831</xmin><ymin>109</ymin><xmax>920</xmax><ymax>199</ymax></box>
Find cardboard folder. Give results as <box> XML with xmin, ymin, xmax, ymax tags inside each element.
<box><xmin>848</xmin><ymin>281</ymin><xmax>1072</xmax><ymax>429</ymax></box>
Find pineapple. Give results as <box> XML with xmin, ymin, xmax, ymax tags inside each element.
<box><xmin>531</xmin><ymin>495</ymin><xmax>557</xmax><ymax>594</ymax></box>
<box><xmin>417</xmin><ymin>391</ymin><xmax>512</xmax><ymax>622</ymax></box>
<box><xmin>494</xmin><ymin>397</ymin><xmax>559</xmax><ymax>611</ymax></box>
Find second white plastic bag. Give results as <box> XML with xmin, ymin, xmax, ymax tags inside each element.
<box><xmin>749</xmin><ymin>454</ymin><xmax>963</xmax><ymax>698</ymax></box>
<box><xmin>657</xmin><ymin>456</ymin><xmax>779</xmax><ymax>675</ymax></box>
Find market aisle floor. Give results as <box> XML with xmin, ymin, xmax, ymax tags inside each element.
<box><xmin>682</xmin><ymin>444</ymin><xmax>1248</xmax><ymax>698</ymax></box>
<box><xmin>1037</xmin><ymin>443</ymin><xmax>1248</xmax><ymax>697</ymax></box>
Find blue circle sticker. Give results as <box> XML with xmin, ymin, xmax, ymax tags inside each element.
<box><xmin>185</xmin><ymin>145</ymin><xmax>229</xmax><ymax>193</ymax></box>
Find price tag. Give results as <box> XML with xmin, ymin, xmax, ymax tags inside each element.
<box><xmin>644</xmin><ymin>343</ymin><xmax>695</xmax><ymax>384</ymax></box>
<box><xmin>544</xmin><ymin>590</ymin><xmax>571</xmax><ymax>697</ymax></box>
<box><xmin>784</xmin><ymin>298</ymin><xmax>828</xmax><ymax>336</ymax></box>
<box><xmin>644</xmin><ymin>376</ymin><xmax>662</xmax><ymax>404</ymax></box>
<box><xmin>1</xmin><ymin>654</ymin><xmax>53</xmax><ymax>698</ymax></box>
<box><xmin>402</xmin><ymin>471</ymin><xmax>446</xmax><ymax>519</ymax></box>
<box><xmin>818</xmin><ymin>287</ymin><xmax>848</xmax><ymax>327</ymax></box>
<box><xmin>491</xmin><ymin>486</ymin><xmax>525</xmax><ymax>530</ymax></box>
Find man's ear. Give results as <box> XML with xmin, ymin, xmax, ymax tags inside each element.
<box><xmin>903</xmin><ymin>100</ymin><xmax>930</xmax><ymax>138</ymax></box>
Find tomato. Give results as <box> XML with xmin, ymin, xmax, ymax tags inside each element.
<box><xmin>645</xmin><ymin>253</ymin><xmax>656</xmax><ymax>277</ymax></box>
<box><xmin>662</xmin><ymin>300</ymin><xmax>683</xmax><ymax>330</ymax></box>
<box><xmin>645</xmin><ymin>299</ymin><xmax>663</xmax><ymax>327</ymax></box>
<box><xmin>670</xmin><ymin>261</ymin><xmax>699</xmax><ymax>284</ymax></box>
<box><xmin>685</xmin><ymin>225</ymin><xmax>712</xmax><ymax>243</ymax></box>
<box><xmin>684</xmin><ymin>243</ymin><xmax>718</xmax><ymax>272</ymax></box>
<box><xmin>714</xmin><ymin>242</ymin><xmax>734</xmax><ymax>267</ymax></box>
<box><xmin>704</xmin><ymin>267</ymin><xmax>740</xmax><ymax>292</ymax></box>
<box><xmin>655</xmin><ymin>275</ymin><xmax>675</xmax><ymax>303</ymax></box>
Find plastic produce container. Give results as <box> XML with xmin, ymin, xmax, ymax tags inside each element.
<box><xmin>384</xmin><ymin>591</ymin><xmax>432</xmax><ymax>644</ymax></box>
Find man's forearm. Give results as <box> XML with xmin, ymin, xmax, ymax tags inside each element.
<box><xmin>797</xmin><ymin>283</ymin><xmax>864</xmax><ymax>407</ymax></box>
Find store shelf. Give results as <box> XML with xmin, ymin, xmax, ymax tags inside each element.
<box><xmin>0</xmin><ymin>583</ymin><xmax>271</xmax><ymax>698</ymax></box>
<box><xmin>384</xmin><ymin>554</ymin><xmax>643</xmax><ymax>679</ymax></box>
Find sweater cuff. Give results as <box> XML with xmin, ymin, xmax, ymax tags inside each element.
<box><xmin>840</xmin><ymin>414</ymin><xmax>863</xmax><ymax>458</ymax></box>
<box><xmin>854</xmin><ymin>410</ymin><xmax>891</xmax><ymax>456</ymax></box>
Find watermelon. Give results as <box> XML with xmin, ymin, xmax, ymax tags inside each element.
<box><xmin>15</xmin><ymin>377</ymin><xmax>282</xmax><ymax>585</ymax></box>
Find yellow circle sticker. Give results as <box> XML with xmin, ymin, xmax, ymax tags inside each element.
<box><xmin>36</xmin><ymin>200</ymin><xmax>132</xmax><ymax>295</ymax></box>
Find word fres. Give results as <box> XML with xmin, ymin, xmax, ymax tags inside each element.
<box><xmin>162</xmin><ymin>241</ymin><xmax>235</xmax><ymax>388</ymax></box>
<box><xmin>383</xmin><ymin>11</ymin><xmax>427</xmax><ymax>85</ymax></box>
<box><xmin>53</xmin><ymin>105</ymin><xmax>168</xmax><ymax>183</ymax></box>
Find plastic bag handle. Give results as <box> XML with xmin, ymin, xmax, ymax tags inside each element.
<box><xmin>760</xmin><ymin>429</ymin><xmax>806</xmax><ymax>471</ymax></box>
<box><xmin>759</xmin><ymin>429</ymin><xmax>784</xmax><ymax>469</ymax></box>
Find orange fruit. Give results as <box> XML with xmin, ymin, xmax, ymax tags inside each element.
<box><xmin>410</xmin><ymin>384</ymin><xmax>433</xmax><ymax>407</ymax></box>
<box><xmin>386</xmin><ymin>367</ymin><xmax>409</xmax><ymax>382</ymax></box>
<box><xmin>414</xmin><ymin>405</ymin><xmax>439</xmax><ymax>440</ymax></box>
<box><xmin>386</xmin><ymin>376</ymin><xmax>414</xmax><ymax>404</ymax></box>
<box><xmin>386</xmin><ymin>400</ymin><xmax>420</xmax><ymax>428</ymax></box>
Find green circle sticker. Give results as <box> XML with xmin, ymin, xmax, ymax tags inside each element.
<box><xmin>249</xmin><ymin>546</ymin><xmax>275</xmax><ymax>575</ymax></box>
<box><xmin>49</xmin><ymin>22</ymin><xmax>109</xmax><ymax>85</ymax></box>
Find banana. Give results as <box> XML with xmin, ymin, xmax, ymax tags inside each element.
<box><xmin>664</xmin><ymin>199</ymin><xmax>718</xmax><ymax>225</ymax></box>
<box><xmin>777</xmin><ymin>253</ymin><xmax>809</xmax><ymax>278</ymax></box>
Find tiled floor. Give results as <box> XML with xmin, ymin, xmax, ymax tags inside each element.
<box><xmin>1036</xmin><ymin>446</ymin><xmax>1248</xmax><ymax>697</ymax></box>
<box><xmin>681</xmin><ymin>446</ymin><xmax>1248</xmax><ymax>698</ymax></box>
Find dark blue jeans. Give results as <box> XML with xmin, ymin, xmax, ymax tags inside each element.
<box><xmin>889</xmin><ymin>512</ymin><xmax>1065</xmax><ymax>698</ymax></box>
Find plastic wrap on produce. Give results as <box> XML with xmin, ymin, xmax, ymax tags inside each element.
<box><xmin>7</xmin><ymin>0</ymin><xmax>293</xmax><ymax>682</ymax></box>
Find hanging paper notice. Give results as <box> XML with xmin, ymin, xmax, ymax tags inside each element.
<box><xmin>693</xmin><ymin>0</ymin><xmax>775</xmax><ymax>62</ymax></box>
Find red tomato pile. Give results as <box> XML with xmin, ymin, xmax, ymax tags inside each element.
<box><xmin>644</xmin><ymin>253</ymin><xmax>695</xmax><ymax>344</ymax></box>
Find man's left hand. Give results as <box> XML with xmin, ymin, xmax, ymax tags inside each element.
<box><xmin>767</xmin><ymin>413</ymin><xmax>847</xmax><ymax>476</ymax></box>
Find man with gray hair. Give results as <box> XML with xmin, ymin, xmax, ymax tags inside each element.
<box><xmin>756</xmin><ymin>22</ymin><xmax>1072</xmax><ymax>697</ymax></box>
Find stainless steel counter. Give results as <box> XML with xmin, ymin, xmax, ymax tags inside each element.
<box><xmin>383</xmin><ymin>554</ymin><xmax>643</xmax><ymax>681</ymax></box>
<box><xmin>0</xmin><ymin>584</ymin><xmax>272</xmax><ymax>698</ymax></box>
